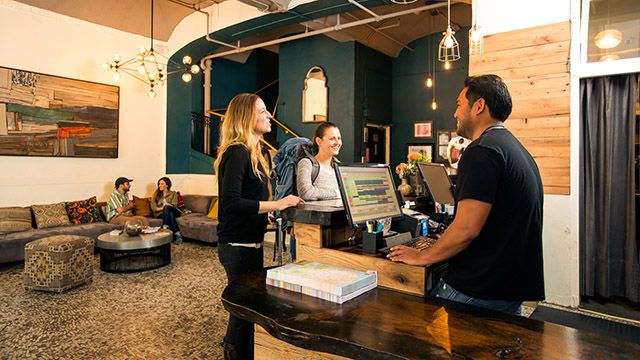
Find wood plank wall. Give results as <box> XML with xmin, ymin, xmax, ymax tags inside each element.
<box><xmin>469</xmin><ymin>21</ymin><xmax>571</xmax><ymax>195</ymax></box>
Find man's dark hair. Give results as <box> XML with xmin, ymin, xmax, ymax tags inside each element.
<box><xmin>464</xmin><ymin>75</ymin><xmax>512</xmax><ymax>121</ymax></box>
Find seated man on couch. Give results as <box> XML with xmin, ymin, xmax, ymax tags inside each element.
<box><xmin>106</xmin><ymin>177</ymin><xmax>150</xmax><ymax>227</ymax></box>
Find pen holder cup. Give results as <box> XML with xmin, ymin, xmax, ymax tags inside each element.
<box><xmin>363</xmin><ymin>231</ymin><xmax>383</xmax><ymax>254</ymax></box>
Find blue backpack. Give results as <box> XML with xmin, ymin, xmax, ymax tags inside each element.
<box><xmin>271</xmin><ymin>137</ymin><xmax>319</xmax><ymax>201</ymax></box>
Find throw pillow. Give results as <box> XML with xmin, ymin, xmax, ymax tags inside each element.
<box><xmin>31</xmin><ymin>202</ymin><xmax>72</xmax><ymax>229</ymax></box>
<box><xmin>133</xmin><ymin>196</ymin><xmax>153</xmax><ymax>217</ymax></box>
<box><xmin>0</xmin><ymin>207</ymin><xmax>33</xmax><ymax>234</ymax></box>
<box><xmin>207</xmin><ymin>200</ymin><xmax>218</xmax><ymax>219</ymax></box>
<box><xmin>66</xmin><ymin>196</ymin><xmax>102</xmax><ymax>225</ymax></box>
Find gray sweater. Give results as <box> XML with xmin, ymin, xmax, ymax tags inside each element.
<box><xmin>296</xmin><ymin>158</ymin><xmax>340</xmax><ymax>200</ymax></box>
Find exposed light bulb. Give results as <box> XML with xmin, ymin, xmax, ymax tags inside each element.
<box><xmin>444</xmin><ymin>34</ymin><xmax>454</xmax><ymax>49</ymax></box>
<box><xmin>136</xmin><ymin>53</ymin><xmax>144</xmax><ymax>61</ymax></box>
<box><xmin>469</xmin><ymin>26</ymin><xmax>482</xmax><ymax>43</ymax></box>
<box><xmin>148</xmin><ymin>72</ymin><xmax>157</xmax><ymax>81</ymax></box>
<box><xmin>594</xmin><ymin>29</ymin><xmax>622</xmax><ymax>49</ymax></box>
<box><xmin>431</xmin><ymin>100</ymin><xmax>437</xmax><ymax>110</ymax></box>
<box><xmin>157</xmin><ymin>63</ymin><xmax>164</xmax><ymax>71</ymax></box>
<box><xmin>113</xmin><ymin>71</ymin><xmax>120</xmax><ymax>81</ymax></box>
<box><xmin>182</xmin><ymin>72</ymin><xmax>192</xmax><ymax>82</ymax></box>
<box><xmin>148</xmin><ymin>54</ymin><xmax>156</xmax><ymax>63</ymax></box>
<box><xmin>190</xmin><ymin>65</ymin><xmax>201</xmax><ymax>74</ymax></box>
<box><xmin>137</xmin><ymin>64</ymin><xmax>146</xmax><ymax>74</ymax></box>
<box><xmin>444</xmin><ymin>61</ymin><xmax>451</xmax><ymax>70</ymax></box>
<box><xmin>102</xmin><ymin>63</ymin><xmax>110</xmax><ymax>71</ymax></box>
<box><xmin>113</xmin><ymin>54</ymin><xmax>121</xmax><ymax>62</ymax></box>
<box><xmin>148</xmin><ymin>88</ymin><xmax>157</xmax><ymax>98</ymax></box>
<box><xmin>182</xmin><ymin>55</ymin><xmax>192</xmax><ymax>65</ymax></box>
<box><xmin>426</xmin><ymin>77</ymin><xmax>433</xmax><ymax>88</ymax></box>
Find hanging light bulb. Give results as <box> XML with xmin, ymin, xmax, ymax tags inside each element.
<box><xmin>444</xmin><ymin>61</ymin><xmax>451</xmax><ymax>70</ymax></box>
<box><xmin>182</xmin><ymin>72</ymin><xmax>192</xmax><ymax>82</ymax></box>
<box><xmin>113</xmin><ymin>70</ymin><xmax>120</xmax><ymax>81</ymax></box>
<box><xmin>438</xmin><ymin>0</ymin><xmax>460</xmax><ymax>63</ymax></box>
<box><xmin>431</xmin><ymin>100</ymin><xmax>437</xmax><ymax>110</ymax></box>
<box><xmin>102</xmin><ymin>63</ymin><xmax>110</xmax><ymax>70</ymax></box>
<box><xmin>468</xmin><ymin>0</ymin><xmax>483</xmax><ymax>56</ymax></box>
<box><xmin>137</xmin><ymin>64</ymin><xmax>146</xmax><ymax>74</ymax></box>
<box><xmin>426</xmin><ymin>77</ymin><xmax>433</xmax><ymax>88</ymax></box>
<box><xmin>113</xmin><ymin>54</ymin><xmax>121</xmax><ymax>62</ymax></box>
<box><xmin>148</xmin><ymin>88</ymin><xmax>157</xmax><ymax>98</ymax></box>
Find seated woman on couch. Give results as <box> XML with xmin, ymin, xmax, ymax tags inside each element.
<box><xmin>150</xmin><ymin>177</ymin><xmax>186</xmax><ymax>244</ymax></box>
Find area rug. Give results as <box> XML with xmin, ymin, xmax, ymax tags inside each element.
<box><xmin>0</xmin><ymin>241</ymin><xmax>288</xmax><ymax>359</ymax></box>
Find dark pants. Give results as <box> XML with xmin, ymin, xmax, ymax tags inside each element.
<box><xmin>429</xmin><ymin>279</ymin><xmax>523</xmax><ymax>315</ymax></box>
<box><xmin>162</xmin><ymin>206</ymin><xmax>181</xmax><ymax>235</ymax></box>
<box><xmin>218</xmin><ymin>243</ymin><xmax>264</xmax><ymax>359</ymax></box>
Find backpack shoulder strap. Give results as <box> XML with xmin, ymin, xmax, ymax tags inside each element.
<box><xmin>301</xmin><ymin>147</ymin><xmax>321</xmax><ymax>184</ymax></box>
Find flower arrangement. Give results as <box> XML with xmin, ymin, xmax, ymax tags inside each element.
<box><xmin>395</xmin><ymin>152</ymin><xmax>431</xmax><ymax>179</ymax></box>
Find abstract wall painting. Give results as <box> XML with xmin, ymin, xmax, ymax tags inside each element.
<box><xmin>0</xmin><ymin>66</ymin><xmax>119</xmax><ymax>158</ymax></box>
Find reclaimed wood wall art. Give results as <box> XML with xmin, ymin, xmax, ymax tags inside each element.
<box><xmin>0</xmin><ymin>66</ymin><xmax>119</xmax><ymax>158</ymax></box>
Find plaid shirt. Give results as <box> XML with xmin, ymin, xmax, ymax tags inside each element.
<box><xmin>106</xmin><ymin>188</ymin><xmax>131</xmax><ymax>221</ymax></box>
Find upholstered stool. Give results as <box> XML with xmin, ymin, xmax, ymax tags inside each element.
<box><xmin>24</xmin><ymin>235</ymin><xmax>94</xmax><ymax>292</ymax></box>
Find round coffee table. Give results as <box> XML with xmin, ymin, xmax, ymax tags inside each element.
<box><xmin>96</xmin><ymin>229</ymin><xmax>173</xmax><ymax>273</ymax></box>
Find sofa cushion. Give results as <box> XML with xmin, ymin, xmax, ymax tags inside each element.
<box><xmin>31</xmin><ymin>203</ymin><xmax>72</xmax><ymax>229</ymax></box>
<box><xmin>66</xmin><ymin>196</ymin><xmax>102</xmax><ymax>225</ymax></box>
<box><xmin>207</xmin><ymin>199</ymin><xmax>218</xmax><ymax>219</ymax></box>
<box><xmin>182</xmin><ymin>195</ymin><xmax>213</xmax><ymax>215</ymax></box>
<box><xmin>0</xmin><ymin>221</ymin><xmax>119</xmax><ymax>264</ymax></box>
<box><xmin>132</xmin><ymin>196</ymin><xmax>153</xmax><ymax>217</ymax></box>
<box><xmin>176</xmin><ymin>213</ymin><xmax>218</xmax><ymax>243</ymax></box>
<box><xmin>0</xmin><ymin>207</ymin><xmax>33</xmax><ymax>234</ymax></box>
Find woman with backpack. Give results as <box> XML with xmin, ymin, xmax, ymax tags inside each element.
<box><xmin>296</xmin><ymin>122</ymin><xmax>342</xmax><ymax>200</ymax></box>
<box><xmin>214</xmin><ymin>93</ymin><xmax>303</xmax><ymax>360</ymax></box>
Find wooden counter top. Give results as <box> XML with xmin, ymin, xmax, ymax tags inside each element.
<box><xmin>222</xmin><ymin>270</ymin><xmax>640</xmax><ymax>359</ymax></box>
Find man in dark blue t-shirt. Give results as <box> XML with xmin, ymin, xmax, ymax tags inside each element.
<box><xmin>388</xmin><ymin>75</ymin><xmax>544</xmax><ymax>315</ymax></box>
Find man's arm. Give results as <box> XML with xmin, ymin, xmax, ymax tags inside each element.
<box><xmin>387</xmin><ymin>198</ymin><xmax>492</xmax><ymax>266</ymax></box>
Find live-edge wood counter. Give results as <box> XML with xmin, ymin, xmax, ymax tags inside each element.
<box><xmin>222</xmin><ymin>271</ymin><xmax>640</xmax><ymax>359</ymax></box>
<box><xmin>282</xmin><ymin>203</ymin><xmax>428</xmax><ymax>296</ymax></box>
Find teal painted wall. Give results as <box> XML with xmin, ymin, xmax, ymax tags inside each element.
<box><xmin>277</xmin><ymin>36</ymin><xmax>357</xmax><ymax>161</ymax></box>
<box><xmin>391</xmin><ymin>30</ymin><xmax>470</xmax><ymax>181</ymax></box>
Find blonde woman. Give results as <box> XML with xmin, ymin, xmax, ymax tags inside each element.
<box><xmin>214</xmin><ymin>93</ymin><xmax>303</xmax><ymax>359</ymax></box>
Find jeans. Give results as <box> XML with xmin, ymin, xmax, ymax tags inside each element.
<box><xmin>429</xmin><ymin>279</ymin><xmax>523</xmax><ymax>315</ymax></box>
<box><xmin>218</xmin><ymin>242</ymin><xmax>264</xmax><ymax>359</ymax></box>
<box><xmin>162</xmin><ymin>206</ymin><xmax>181</xmax><ymax>235</ymax></box>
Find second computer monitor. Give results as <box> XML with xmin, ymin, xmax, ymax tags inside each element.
<box><xmin>334</xmin><ymin>163</ymin><xmax>402</xmax><ymax>228</ymax></box>
<box><xmin>417</xmin><ymin>163</ymin><xmax>455</xmax><ymax>205</ymax></box>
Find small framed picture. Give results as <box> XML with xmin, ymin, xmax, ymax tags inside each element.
<box><xmin>438</xmin><ymin>145</ymin><xmax>449</xmax><ymax>162</ymax></box>
<box><xmin>413</xmin><ymin>121</ymin><xmax>433</xmax><ymax>138</ymax></box>
<box><xmin>437</xmin><ymin>130</ymin><xmax>452</xmax><ymax>147</ymax></box>
<box><xmin>407</xmin><ymin>143</ymin><xmax>433</xmax><ymax>162</ymax></box>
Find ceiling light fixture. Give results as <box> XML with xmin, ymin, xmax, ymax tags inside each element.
<box><xmin>594</xmin><ymin>29</ymin><xmax>622</xmax><ymax>49</ymax></box>
<box><xmin>103</xmin><ymin>0</ymin><xmax>200</xmax><ymax>98</ymax></box>
<box><xmin>468</xmin><ymin>0</ymin><xmax>483</xmax><ymax>56</ymax></box>
<box><xmin>438</xmin><ymin>0</ymin><xmax>460</xmax><ymax>64</ymax></box>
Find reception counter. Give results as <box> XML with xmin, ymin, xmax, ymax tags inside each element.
<box><xmin>282</xmin><ymin>202</ymin><xmax>433</xmax><ymax>296</ymax></box>
<box><xmin>222</xmin><ymin>271</ymin><xmax>640</xmax><ymax>359</ymax></box>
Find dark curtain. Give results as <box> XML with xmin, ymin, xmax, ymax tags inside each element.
<box><xmin>580</xmin><ymin>73</ymin><xmax>639</xmax><ymax>302</ymax></box>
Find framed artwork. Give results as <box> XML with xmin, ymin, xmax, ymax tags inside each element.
<box><xmin>413</xmin><ymin>121</ymin><xmax>433</xmax><ymax>138</ymax></box>
<box><xmin>437</xmin><ymin>130</ymin><xmax>453</xmax><ymax>162</ymax></box>
<box><xmin>407</xmin><ymin>143</ymin><xmax>433</xmax><ymax>162</ymax></box>
<box><xmin>0</xmin><ymin>66</ymin><xmax>119</xmax><ymax>158</ymax></box>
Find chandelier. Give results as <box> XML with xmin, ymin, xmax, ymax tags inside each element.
<box><xmin>438</xmin><ymin>0</ymin><xmax>460</xmax><ymax>68</ymax></box>
<box><xmin>102</xmin><ymin>0</ymin><xmax>200</xmax><ymax>98</ymax></box>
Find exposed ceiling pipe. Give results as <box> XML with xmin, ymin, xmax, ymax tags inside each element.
<box><xmin>168</xmin><ymin>0</ymin><xmax>239</xmax><ymax>49</ymax></box>
<box><xmin>199</xmin><ymin>1</ymin><xmax>448</xmax><ymax>66</ymax></box>
<box><xmin>341</xmin><ymin>12</ymin><xmax>412</xmax><ymax>52</ymax></box>
<box><xmin>347</xmin><ymin>0</ymin><xmax>381</xmax><ymax>21</ymax></box>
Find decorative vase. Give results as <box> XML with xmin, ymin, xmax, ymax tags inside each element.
<box><xmin>398</xmin><ymin>178</ymin><xmax>412</xmax><ymax>196</ymax></box>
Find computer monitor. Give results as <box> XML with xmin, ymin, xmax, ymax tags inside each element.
<box><xmin>334</xmin><ymin>163</ymin><xmax>403</xmax><ymax>227</ymax></box>
<box><xmin>417</xmin><ymin>163</ymin><xmax>455</xmax><ymax>205</ymax></box>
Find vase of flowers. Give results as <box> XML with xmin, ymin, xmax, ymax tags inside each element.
<box><xmin>395</xmin><ymin>151</ymin><xmax>431</xmax><ymax>196</ymax></box>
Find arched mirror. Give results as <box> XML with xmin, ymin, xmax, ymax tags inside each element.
<box><xmin>302</xmin><ymin>66</ymin><xmax>328</xmax><ymax>122</ymax></box>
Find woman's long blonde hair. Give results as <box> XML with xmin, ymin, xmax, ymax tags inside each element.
<box><xmin>214</xmin><ymin>93</ymin><xmax>270</xmax><ymax>180</ymax></box>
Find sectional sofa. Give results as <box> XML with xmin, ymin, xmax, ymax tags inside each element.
<box><xmin>0</xmin><ymin>195</ymin><xmax>218</xmax><ymax>265</ymax></box>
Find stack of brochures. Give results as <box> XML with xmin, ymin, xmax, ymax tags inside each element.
<box><xmin>266</xmin><ymin>261</ymin><xmax>377</xmax><ymax>304</ymax></box>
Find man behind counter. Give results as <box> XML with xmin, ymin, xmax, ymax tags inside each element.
<box><xmin>388</xmin><ymin>74</ymin><xmax>545</xmax><ymax>315</ymax></box>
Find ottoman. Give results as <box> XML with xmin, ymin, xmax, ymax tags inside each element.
<box><xmin>24</xmin><ymin>235</ymin><xmax>94</xmax><ymax>292</ymax></box>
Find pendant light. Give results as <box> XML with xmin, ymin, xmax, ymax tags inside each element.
<box><xmin>468</xmin><ymin>0</ymin><xmax>483</xmax><ymax>55</ymax></box>
<box><xmin>431</xmin><ymin>41</ymin><xmax>437</xmax><ymax>111</ymax></box>
<box><xmin>425</xmin><ymin>36</ymin><xmax>433</xmax><ymax>88</ymax></box>
<box><xmin>438</xmin><ymin>0</ymin><xmax>460</xmax><ymax>64</ymax></box>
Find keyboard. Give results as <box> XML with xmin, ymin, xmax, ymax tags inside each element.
<box><xmin>378</xmin><ymin>235</ymin><xmax>438</xmax><ymax>255</ymax></box>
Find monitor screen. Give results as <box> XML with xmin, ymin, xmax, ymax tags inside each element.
<box><xmin>417</xmin><ymin>163</ymin><xmax>455</xmax><ymax>205</ymax></box>
<box><xmin>334</xmin><ymin>163</ymin><xmax>402</xmax><ymax>227</ymax></box>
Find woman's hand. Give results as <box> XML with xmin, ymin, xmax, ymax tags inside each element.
<box><xmin>277</xmin><ymin>195</ymin><xmax>304</xmax><ymax>211</ymax></box>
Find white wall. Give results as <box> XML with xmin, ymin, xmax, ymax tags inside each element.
<box><xmin>476</xmin><ymin>0</ymin><xmax>579</xmax><ymax>307</ymax></box>
<box><xmin>0</xmin><ymin>0</ymin><xmax>169</xmax><ymax>205</ymax></box>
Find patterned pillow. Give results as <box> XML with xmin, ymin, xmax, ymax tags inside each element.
<box><xmin>132</xmin><ymin>196</ymin><xmax>152</xmax><ymax>217</ymax></box>
<box><xmin>66</xmin><ymin>196</ymin><xmax>102</xmax><ymax>225</ymax></box>
<box><xmin>0</xmin><ymin>207</ymin><xmax>33</xmax><ymax>234</ymax></box>
<box><xmin>31</xmin><ymin>202</ymin><xmax>72</xmax><ymax>229</ymax></box>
